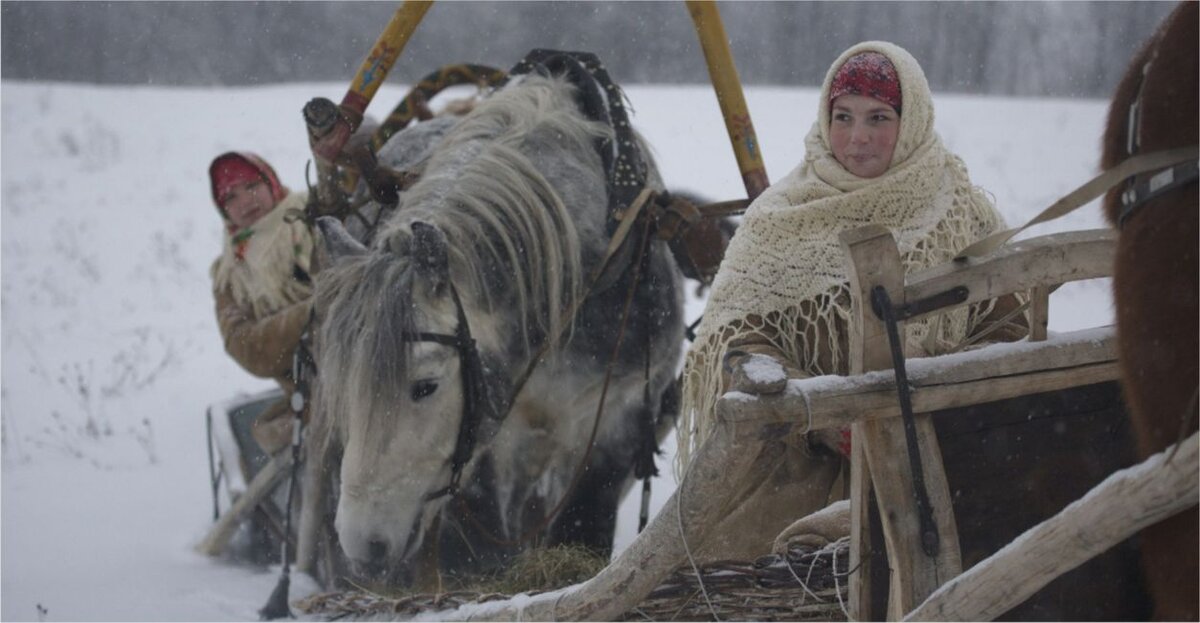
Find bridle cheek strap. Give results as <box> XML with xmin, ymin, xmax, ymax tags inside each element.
<box><xmin>403</xmin><ymin>284</ymin><xmax>506</xmax><ymax>502</ymax></box>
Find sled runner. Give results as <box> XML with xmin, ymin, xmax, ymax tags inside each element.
<box><xmin>198</xmin><ymin>388</ymin><xmax>292</xmax><ymax>563</ymax></box>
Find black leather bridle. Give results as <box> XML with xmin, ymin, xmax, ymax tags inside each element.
<box><xmin>403</xmin><ymin>283</ymin><xmax>509</xmax><ymax>502</ymax></box>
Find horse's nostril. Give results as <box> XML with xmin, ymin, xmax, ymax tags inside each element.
<box><xmin>367</xmin><ymin>538</ymin><xmax>388</xmax><ymax>563</ymax></box>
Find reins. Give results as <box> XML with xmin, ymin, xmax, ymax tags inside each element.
<box><xmin>955</xmin><ymin>144</ymin><xmax>1199</xmax><ymax>260</ymax></box>
<box><xmin>956</xmin><ymin>26</ymin><xmax>1196</xmax><ymax>261</ymax></box>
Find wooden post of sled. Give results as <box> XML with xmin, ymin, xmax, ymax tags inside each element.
<box><xmin>841</xmin><ymin>225</ymin><xmax>963</xmax><ymax>620</ymax></box>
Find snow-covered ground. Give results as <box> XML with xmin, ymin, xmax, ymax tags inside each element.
<box><xmin>1</xmin><ymin>81</ymin><xmax>1113</xmax><ymax>621</ymax></box>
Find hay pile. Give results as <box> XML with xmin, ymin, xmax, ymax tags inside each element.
<box><xmin>296</xmin><ymin>545</ymin><xmax>607</xmax><ymax>619</ymax></box>
<box><xmin>621</xmin><ymin>538</ymin><xmax>850</xmax><ymax>621</ymax></box>
<box><xmin>297</xmin><ymin>540</ymin><xmax>849</xmax><ymax>621</ymax></box>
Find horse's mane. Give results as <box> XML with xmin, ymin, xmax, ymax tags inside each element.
<box><xmin>315</xmin><ymin>75</ymin><xmax>611</xmax><ymax>448</ymax></box>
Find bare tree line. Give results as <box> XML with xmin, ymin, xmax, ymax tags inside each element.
<box><xmin>1</xmin><ymin>1</ymin><xmax>1174</xmax><ymax>97</ymax></box>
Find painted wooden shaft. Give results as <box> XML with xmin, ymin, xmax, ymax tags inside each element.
<box><xmin>685</xmin><ymin>0</ymin><xmax>770</xmax><ymax>199</ymax></box>
<box><xmin>310</xmin><ymin>0</ymin><xmax>432</xmax><ymax>164</ymax></box>
<box><xmin>343</xmin><ymin>0</ymin><xmax>433</xmax><ymax>117</ymax></box>
<box><xmin>904</xmin><ymin>431</ymin><xmax>1200</xmax><ymax>622</ymax></box>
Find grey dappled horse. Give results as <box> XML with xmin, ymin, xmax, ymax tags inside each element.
<box><xmin>312</xmin><ymin>74</ymin><xmax>684</xmax><ymax>584</ymax></box>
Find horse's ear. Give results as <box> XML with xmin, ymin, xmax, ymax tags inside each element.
<box><xmin>316</xmin><ymin>216</ymin><xmax>368</xmax><ymax>265</ymax></box>
<box><xmin>410</xmin><ymin>221</ymin><xmax>449</xmax><ymax>293</ymax></box>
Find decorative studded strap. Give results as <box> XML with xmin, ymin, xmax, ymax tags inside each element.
<box><xmin>507</xmin><ymin>50</ymin><xmax>649</xmax><ymax>236</ymax></box>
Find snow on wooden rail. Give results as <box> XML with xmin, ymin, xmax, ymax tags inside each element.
<box><xmin>717</xmin><ymin>325</ymin><xmax>1118</xmax><ymax>434</ymax></box>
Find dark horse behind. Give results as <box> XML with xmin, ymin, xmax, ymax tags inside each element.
<box><xmin>1102</xmin><ymin>1</ymin><xmax>1198</xmax><ymax>619</ymax></box>
<box><xmin>307</xmin><ymin>56</ymin><xmax>684</xmax><ymax>588</ymax></box>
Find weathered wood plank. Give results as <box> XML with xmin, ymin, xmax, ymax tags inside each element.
<box><xmin>902</xmin><ymin>229</ymin><xmax>1114</xmax><ymax>324</ymax></box>
<box><xmin>904</xmin><ymin>431</ymin><xmax>1199</xmax><ymax>622</ymax></box>
<box><xmin>1029</xmin><ymin>285</ymin><xmax>1050</xmax><ymax>342</ymax></box>
<box><xmin>849</xmin><ymin>434</ymin><xmax>873</xmax><ymax>622</ymax></box>
<box><xmin>297</xmin><ymin>442</ymin><xmax>332</xmax><ymax>575</ymax></box>
<box><xmin>842</xmin><ymin>225</ymin><xmax>962</xmax><ymax>620</ymax></box>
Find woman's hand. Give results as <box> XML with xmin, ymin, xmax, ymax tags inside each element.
<box><xmin>723</xmin><ymin>349</ymin><xmax>789</xmax><ymax>394</ymax></box>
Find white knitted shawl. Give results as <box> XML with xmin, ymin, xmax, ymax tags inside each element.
<box><xmin>211</xmin><ymin>191</ymin><xmax>313</xmax><ymax>319</ymax></box>
<box><xmin>676</xmin><ymin>42</ymin><xmax>1005</xmax><ymax>469</ymax></box>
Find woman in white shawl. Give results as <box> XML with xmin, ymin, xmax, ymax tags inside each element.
<box><xmin>676</xmin><ymin>42</ymin><xmax>1026</xmax><ymax>561</ymax></box>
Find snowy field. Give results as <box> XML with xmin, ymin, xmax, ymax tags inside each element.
<box><xmin>1</xmin><ymin>80</ymin><xmax>1114</xmax><ymax>621</ymax></box>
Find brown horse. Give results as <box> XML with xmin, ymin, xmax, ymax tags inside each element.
<box><xmin>1102</xmin><ymin>1</ymin><xmax>1198</xmax><ymax>620</ymax></box>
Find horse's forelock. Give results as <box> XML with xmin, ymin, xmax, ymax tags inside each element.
<box><xmin>315</xmin><ymin>251</ymin><xmax>421</xmax><ymax>453</ymax></box>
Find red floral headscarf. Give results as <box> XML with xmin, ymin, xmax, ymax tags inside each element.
<box><xmin>829</xmin><ymin>51</ymin><xmax>902</xmax><ymax>114</ymax></box>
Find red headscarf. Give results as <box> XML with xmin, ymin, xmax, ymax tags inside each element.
<box><xmin>208</xmin><ymin>152</ymin><xmax>286</xmax><ymax>218</ymax></box>
<box><xmin>829</xmin><ymin>51</ymin><xmax>902</xmax><ymax>113</ymax></box>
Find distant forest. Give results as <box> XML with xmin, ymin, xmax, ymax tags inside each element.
<box><xmin>1</xmin><ymin>1</ymin><xmax>1176</xmax><ymax>98</ymax></box>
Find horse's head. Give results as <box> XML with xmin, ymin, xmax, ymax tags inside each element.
<box><xmin>313</xmin><ymin>216</ymin><xmax>506</xmax><ymax>579</ymax></box>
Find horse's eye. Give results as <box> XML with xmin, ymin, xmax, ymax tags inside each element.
<box><xmin>411</xmin><ymin>380</ymin><xmax>439</xmax><ymax>402</ymax></box>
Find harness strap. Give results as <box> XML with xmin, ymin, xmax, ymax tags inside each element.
<box><xmin>407</xmin><ymin>284</ymin><xmax>497</xmax><ymax>502</ymax></box>
<box><xmin>871</xmin><ymin>286</ymin><xmax>940</xmax><ymax>558</ymax></box>
<box><xmin>1118</xmin><ymin>158</ymin><xmax>1200</xmax><ymax>228</ymax></box>
<box><xmin>956</xmin><ymin>145</ymin><xmax>1199</xmax><ymax>259</ymax></box>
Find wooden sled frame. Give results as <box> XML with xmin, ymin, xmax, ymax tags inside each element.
<box><xmin>840</xmin><ymin>224</ymin><xmax>1112</xmax><ymax>620</ymax></box>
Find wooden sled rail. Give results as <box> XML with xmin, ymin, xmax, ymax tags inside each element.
<box><xmin>901</xmin><ymin>228</ymin><xmax>1115</xmax><ymax>324</ymax></box>
<box><xmin>716</xmin><ymin>326</ymin><xmax>1118</xmax><ymax>433</ymax></box>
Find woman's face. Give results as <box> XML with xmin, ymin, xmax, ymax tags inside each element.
<box><xmin>222</xmin><ymin>179</ymin><xmax>275</xmax><ymax>229</ymax></box>
<box><xmin>829</xmin><ymin>94</ymin><xmax>900</xmax><ymax>179</ymax></box>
